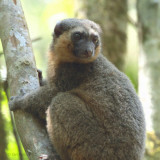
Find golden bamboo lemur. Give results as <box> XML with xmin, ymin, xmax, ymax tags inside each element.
<box><xmin>9</xmin><ymin>19</ymin><xmax>145</xmax><ymax>160</ymax></box>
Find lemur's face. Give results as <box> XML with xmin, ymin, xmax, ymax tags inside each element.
<box><xmin>51</xmin><ymin>19</ymin><xmax>101</xmax><ymax>63</ymax></box>
<box><xmin>71</xmin><ymin>27</ymin><xmax>100</xmax><ymax>59</ymax></box>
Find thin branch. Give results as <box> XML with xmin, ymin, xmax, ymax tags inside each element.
<box><xmin>32</xmin><ymin>37</ymin><xmax>42</xmax><ymax>42</ymax></box>
<box><xmin>3</xmin><ymin>79</ymin><xmax>23</xmax><ymax>160</ymax></box>
<box><xmin>127</xmin><ymin>16</ymin><xmax>138</xmax><ymax>28</ymax></box>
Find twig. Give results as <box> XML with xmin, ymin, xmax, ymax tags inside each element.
<box><xmin>127</xmin><ymin>16</ymin><xmax>138</xmax><ymax>28</ymax></box>
<box><xmin>32</xmin><ymin>37</ymin><xmax>42</xmax><ymax>42</ymax></box>
<box><xmin>3</xmin><ymin>79</ymin><xmax>24</xmax><ymax>160</ymax></box>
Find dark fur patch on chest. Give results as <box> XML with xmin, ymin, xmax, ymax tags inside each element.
<box><xmin>53</xmin><ymin>63</ymin><xmax>93</xmax><ymax>91</ymax></box>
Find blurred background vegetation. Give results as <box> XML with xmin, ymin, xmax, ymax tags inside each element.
<box><xmin>0</xmin><ymin>0</ymin><xmax>160</xmax><ymax>159</ymax></box>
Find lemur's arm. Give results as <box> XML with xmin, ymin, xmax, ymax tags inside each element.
<box><xmin>9</xmin><ymin>85</ymin><xmax>58</xmax><ymax>120</ymax></box>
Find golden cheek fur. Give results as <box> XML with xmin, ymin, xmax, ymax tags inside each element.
<box><xmin>51</xmin><ymin>29</ymin><xmax>101</xmax><ymax>64</ymax></box>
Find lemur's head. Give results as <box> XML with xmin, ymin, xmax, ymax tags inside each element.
<box><xmin>50</xmin><ymin>18</ymin><xmax>102</xmax><ymax>63</ymax></box>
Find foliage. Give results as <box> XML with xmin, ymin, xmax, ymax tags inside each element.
<box><xmin>0</xmin><ymin>78</ymin><xmax>8</xmax><ymax>160</ymax></box>
<box><xmin>145</xmin><ymin>132</ymin><xmax>160</xmax><ymax>160</ymax></box>
<box><xmin>0</xmin><ymin>90</ymin><xmax>28</xmax><ymax>160</ymax></box>
<box><xmin>125</xmin><ymin>60</ymin><xmax>138</xmax><ymax>91</ymax></box>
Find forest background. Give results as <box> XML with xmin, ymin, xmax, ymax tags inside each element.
<box><xmin>0</xmin><ymin>0</ymin><xmax>160</xmax><ymax>159</ymax></box>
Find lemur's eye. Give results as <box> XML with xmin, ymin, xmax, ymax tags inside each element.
<box><xmin>73</xmin><ymin>32</ymin><xmax>82</xmax><ymax>40</ymax></box>
<box><xmin>92</xmin><ymin>35</ymin><xmax>99</xmax><ymax>44</ymax></box>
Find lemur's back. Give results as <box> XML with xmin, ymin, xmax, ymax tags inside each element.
<box><xmin>50</xmin><ymin>54</ymin><xmax>145</xmax><ymax>160</ymax></box>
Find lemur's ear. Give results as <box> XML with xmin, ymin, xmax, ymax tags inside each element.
<box><xmin>95</xmin><ymin>24</ymin><xmax>102</xmax><ymax>34</ymax></box>
<box><xmin>53</xmin><ymin>22</ymin><xmax>63</xmax><ymax>37</ymax></box>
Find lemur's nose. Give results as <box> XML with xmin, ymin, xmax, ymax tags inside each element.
<box><xmin>84</xmin><ymin>49</ymin><xmax>93</xmax><ymax>57</ymax></box>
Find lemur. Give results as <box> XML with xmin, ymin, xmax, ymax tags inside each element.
<box><xmin>9</xmin><ymin>18</ymin><xmax>145</xmax><ymax>160</ymax></box>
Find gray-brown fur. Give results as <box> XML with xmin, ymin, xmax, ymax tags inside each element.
<box><xmin>10</xmin><ymin>19</ymin><xmax>145</xmax><ymax>160</ymax></box>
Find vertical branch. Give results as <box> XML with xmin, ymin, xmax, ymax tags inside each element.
<box><xmin>0</xmin><ymin>0</ymin><xmax>57</xmax><ymax>159</ymax></box>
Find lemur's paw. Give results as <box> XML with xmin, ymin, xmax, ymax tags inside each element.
<box><xmin>9</xmin><ymin>89</ymin><xmax>26</xmax><ymax>111</ymax></box>
<box><xmin>9</xmin><ymin>96</ymin><xmax>20</xmax><ymax>111</ymax></box>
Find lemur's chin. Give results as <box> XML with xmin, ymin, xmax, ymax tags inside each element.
<box><xmin>75</xmin><ymin>52</ymin><xmax>95</xmax><ymax>59</ymax></box>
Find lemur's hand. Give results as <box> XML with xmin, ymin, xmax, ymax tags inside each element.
<box><xmin>37</xmin><ymin>69</ymin><xmax>43</xmax><ymax>86</ymax></box>
<box><xmin>37</xmin><ymin>69</ymin><xmax>47</xmax><ymax>86</ymax></box>
<box><xmin>9</xmin><ymin>89</ymin><xmax>26</xmax><ymax>111</ymax></box>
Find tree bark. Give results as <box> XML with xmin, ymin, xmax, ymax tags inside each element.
<box><xmin>0</xmin><ymin>0</ymin><xmax>57</xmax><ymax>159</ymax></box>
<box><xmin>137</xmin><ymin>0</ymin><xmax>160</xmax><ymax>138</ymax></box>
<box><xmin>76</xmin><ymin>0</ymin><xmax>127</xmax><ymax>71</ymax></box>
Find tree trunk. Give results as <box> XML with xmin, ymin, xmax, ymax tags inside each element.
<box><xmin>0</xmin><ymin>0</ymin><xmax>58</xmax><ymax>159</ymax></box>
<box><xmin>76</xmin><ymin>0</ymin><xmax>127</xmax><ymax>71</ymax></box>
<box><xmin>137</xmin><ymin>0</ymin><xmax>160</xmax><ymax>138</ymax></box>
<box><xmin>0</xmin><ymin>78</ymin><xmax>8</xmax><ymax>160</ymax></box>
